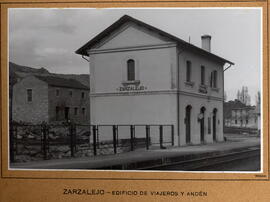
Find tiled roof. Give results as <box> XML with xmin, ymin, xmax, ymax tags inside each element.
<box><xmin>76</xmin><ymin>15</ymin><xmax>234</xmax><ymax>65</ymax></box>
<box><xmin>35</xmin><ymin>75</ymin><xmax>89</xmax><ymax>90</ymax></box>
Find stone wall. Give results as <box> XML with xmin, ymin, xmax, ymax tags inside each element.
<box><xmin>12</xmin><ymin>76</ymin><xmax>49</xmax><ymax>123</ymax></box>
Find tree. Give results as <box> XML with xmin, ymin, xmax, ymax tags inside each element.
<box><xmin>237</xmin><ymin>86</ymin><xmax>251</xmax><ymax>105</ymax></box>
<box><xmin>237</xmin><ymin>90</ymin><xmax>241</xmax><ymax>101</ymax></box>
<box><xmin>224</xmin><ymin>91</ymin><xmax>227</xmax><ymax>101</ymax></box>
<box><xmin>255</xmin><ymin>91</ymin><xmax>261</xmax><ymax>106</ymax></box>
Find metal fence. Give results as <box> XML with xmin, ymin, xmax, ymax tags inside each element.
<box><xmin>9</xmin><ymin>122</ymin><xmax>174</xmax><ymax>162</ymax></box>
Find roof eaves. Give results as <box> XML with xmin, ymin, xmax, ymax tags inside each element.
<box><xmin>35</xmin><ymin>75</ymin><xmax>89</xmax><ymax>90</ymax></box>
<box><xmin>49</xmin><ymin>84</ymin><xmax>89</xmax><ymax>90</ymax></box>
<box><xmin>75</xmin><ymin>15</ymin><xmax>234</xmax><ymax>65</ymax></box>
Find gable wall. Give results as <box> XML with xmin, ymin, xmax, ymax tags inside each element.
<box><xmin>87</xmin><ymin>24</ymin><xmax>179</xmax><ymax>144</ymax></box>
<box><xmin>90</xmin><ymin>46</ymin><xmax>177</xmax><ymax>94</ymax></box>
<box><xmin>93</xmin><ymin>22</ymin><xmax>172</xmax><ymax>50</ymax></box>
<box><xmin>12</xmin><ymin>76</ymin><xmax>49</xmax><ymax>123</ymax></box>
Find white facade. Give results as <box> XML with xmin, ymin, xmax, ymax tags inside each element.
<box><xmin>76</xmin><ymin>15</ymin><xmax>233</xmax><ymax>146</ymax></box>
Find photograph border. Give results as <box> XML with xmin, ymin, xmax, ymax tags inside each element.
<box><xmin>0</xmin><ymin>0</ymin><xmax>269</xmax><ymax>181</ymax></box>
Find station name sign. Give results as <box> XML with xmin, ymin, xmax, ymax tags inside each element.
<box><xmin>117</xmin><ymin>85</ymin><xmax>147</xmax><ymax>91</ymax></box>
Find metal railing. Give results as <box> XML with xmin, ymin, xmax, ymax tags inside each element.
<box><xmin>9</xmin><ymin>122</ymin><xmax>174</xmax><ymax>162</ymax></box>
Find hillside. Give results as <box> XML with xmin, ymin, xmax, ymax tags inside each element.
<box><xmin>9</xmin><ymin>62</ymin><xmax>89</xmax><ymax>87</ymax></box>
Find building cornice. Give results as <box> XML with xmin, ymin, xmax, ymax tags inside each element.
<box><xmin>90</xmin><ymin>90</ymin><xmax>223</xmax><ymax>101</ymax></box>
<box><xmin>88</xmin><ymin>42</ymin><xmax>177</xmax><ymax>55</ymax></box>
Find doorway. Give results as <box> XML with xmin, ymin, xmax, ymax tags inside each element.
<box><xmin>200</xmin><ymin>107</ymin><xmax>206</xmax><ymax>143</ymax></box>
<box><xmin>65</xmin><ymin>107</ymin><xmax>70</xmax><ymax>120</ymax></box>
<box><xmin>185</xmin><ymin>105</ymin><xmax>192</xmax><ymax>144</ymax></box>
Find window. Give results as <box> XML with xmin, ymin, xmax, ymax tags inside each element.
<box><xmin>74</xmin><ymin>107</ymin><xmax>78</xmax><ymax>115</ymax></box>
<box><xmin>235</xmin><ymin>119</ymin><xmax>237</xmax><ymax>124</ymax></box>
<box><xmin>127</xmin><ymin>59</ymin><xmax>135</xmax><ymax>81</ymax></box>
<box><xmin>246</xmin><ymin>119</ymin><xmax>249</xmax><ymax>124</ymax></box>
<box><xmin>201</xmin><ymin>66</ymin><xmax>205</xmax><ymax>85</ymax></box>
<box><xmin>211</xmin><ymin>70</ymin><xmax>218</xmax><ymax>88</ymax></box>
<box><xmin>81</xmin><ymin>92</ymin><xmax>85</xmax><ymax>99</ymax></box>
<box><xmin>213</xmin><ymin>70</ymin><xmax>217</xmax><ymax>88</ymax></box>
<box><xmin>56</xmin><ymin>89</ymin><xmax>60</xmax><ymax>96</ymax></box>
<box><xmin>69</xmin><ymin>90</ymin><xmax>73</xmax><ymax>97</ymax></box>
<box><xmin>186</xmin><ymin>61</ymin><xmax>192</xmax><ymax>82</ymax></box>
<box><xmin>82</xmin><ymin>108</ymin><xmax>85</xmax><ymax>115</ymax></box>
<box><xmin>27</xmin><ymin>89</ymin><xmax>32</xmax><ymax>102</ymax></box>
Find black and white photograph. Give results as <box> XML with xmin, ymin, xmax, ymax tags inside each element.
<box><xmin>8</xmin><ymin>8</ymin><xmax>262</xmax><ymax>171</ymax></box>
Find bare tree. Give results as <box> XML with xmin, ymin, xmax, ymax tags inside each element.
<box><xmin>237</xmin><ymin>90</ymin><xmax>241</xmax><ymax>101</ymax></box>
<box><xmin>255</xmin><ymin>91</ymin><xmax>261</xmax><ymax>106</ymax></box>
<box><xmin>224</xmin><ymin>91</ymin><xmax>227</xmax><ymax>101</ymax></box>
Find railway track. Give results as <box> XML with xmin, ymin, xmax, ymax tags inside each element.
<box><xmin>140</xmin><ymin>147</ymin><xmax>260</xmax><ymax>171</ymax></box>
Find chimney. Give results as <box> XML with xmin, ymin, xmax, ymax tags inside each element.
<box><xmin>201</xmin><ymin>35</ymin><xmax>211</xmax><ymax>52</ymax></box>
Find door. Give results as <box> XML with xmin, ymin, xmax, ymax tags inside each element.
<box><xmin>200</xmin><ymin>107</ymin><xmax>206</xmax><ymax>143</ymax></box>
<box><xmin>185</xmin><ymin>106</ymin><xmax>192</xmax><ymax>144</ymax></box>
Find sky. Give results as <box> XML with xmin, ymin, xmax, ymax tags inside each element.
<box><xmin>9</xmin><ymin>8</ymin><xmax>261</xmax><ymax>105</ymax></box>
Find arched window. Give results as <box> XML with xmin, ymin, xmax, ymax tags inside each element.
<box><xmin>127</xmin><ymin>59</ymin><xmax>135</xmax><ymax>81</ymax></box>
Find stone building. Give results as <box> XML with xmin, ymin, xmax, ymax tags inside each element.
<box><xmin>76</xmin><ymin>15</ymin><xmax>233</xmax><ymax>146</ymax></box>
<box><xmin>225</xmin><ymin>104</ymin><xmax>259</xmax><ymax>129</ymax></box>
<box><xmin>224</xmin><ymin>99</ymin><xmax>246</xmax><ymax>127</ymax></box>
<box><xmin>231</xmin><ymin>106</ymin><xmax>258</xmax><ymax>128</ymax></box>
<box><xmin>12</xmin><ymin>75</ymin><xmax>90</xmax><ymax>124</ymax></box>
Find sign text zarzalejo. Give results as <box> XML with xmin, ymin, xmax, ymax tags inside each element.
<box><xmin>117</xmin><ymin>85</ymin><xmax>147</xmax><ymax>91</ymax></box>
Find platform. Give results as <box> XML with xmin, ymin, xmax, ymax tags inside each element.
<box><xmin>10</xmin><ymin>135</ymin><xmax>260</xmax><ymax>170</ymax></box>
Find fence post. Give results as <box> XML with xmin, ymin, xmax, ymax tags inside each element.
<box><xmin>146</xmin><ymin>125</ymin><xmax>150</xmax><ymax>150</ymax></box>
<box><xmin>40</xmin><ymin>125</ymin><xmax>43</xmax><ymax>157</ymax></box>
<box><xmin>42</xmin><ymin>124</ymin><xmax>48</xmax><ymax>160</ymax></box>
<box><xmin>9</xmin><ymin>122</ymin><xmax>15</xmax><ymax>163</ymax></box>
<box><xmin>116</xmin><ymin>125</ymin><xmax>119</xmax><ymax>146</ymax></box>
<box><xmin>171</xmin><ymin>125</ymin><xmax>174</xmax><ymax>146</ymax></box>
<box><xmin>96</xmin><ymin>125</ymin><xmax>99</xmax><ymax>149</ymax></box>
<box><xmin>159</xmin><ymin>125</ymin><xmax>164</xmax><ymax>149</ymax></box>
<box><xmin>92</xmin><ymin>125</ymin><xmax>97</xmax><ymax>156</ymax></box>
<box><xmin>69</xmin><ymin>123</ymin><xmax>75</xmax><ymax>157</ymax></box>
<box><xmin>130</xmin><ymin>125</ymin><xmax>134</xmax><ymax>151</ymax></box>
<box><xmin>113</xmin><ymin>125</ymin><xmax>117</xmax><ymax>154</ymax></box>
<box><xmin>15</xmin><ymin>126</ymin><xmax>18</xmax><ymax>154</ymax></box>
<box><xmin>74</xmin><ymin>124</ymin><xmax>77</xmax><ymax>152</ymax></box>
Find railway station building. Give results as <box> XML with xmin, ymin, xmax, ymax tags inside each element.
<box><xmin>76</xmin><ymin>15</ymin><xmax>234</xmax><ymax>146</ymax></box>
